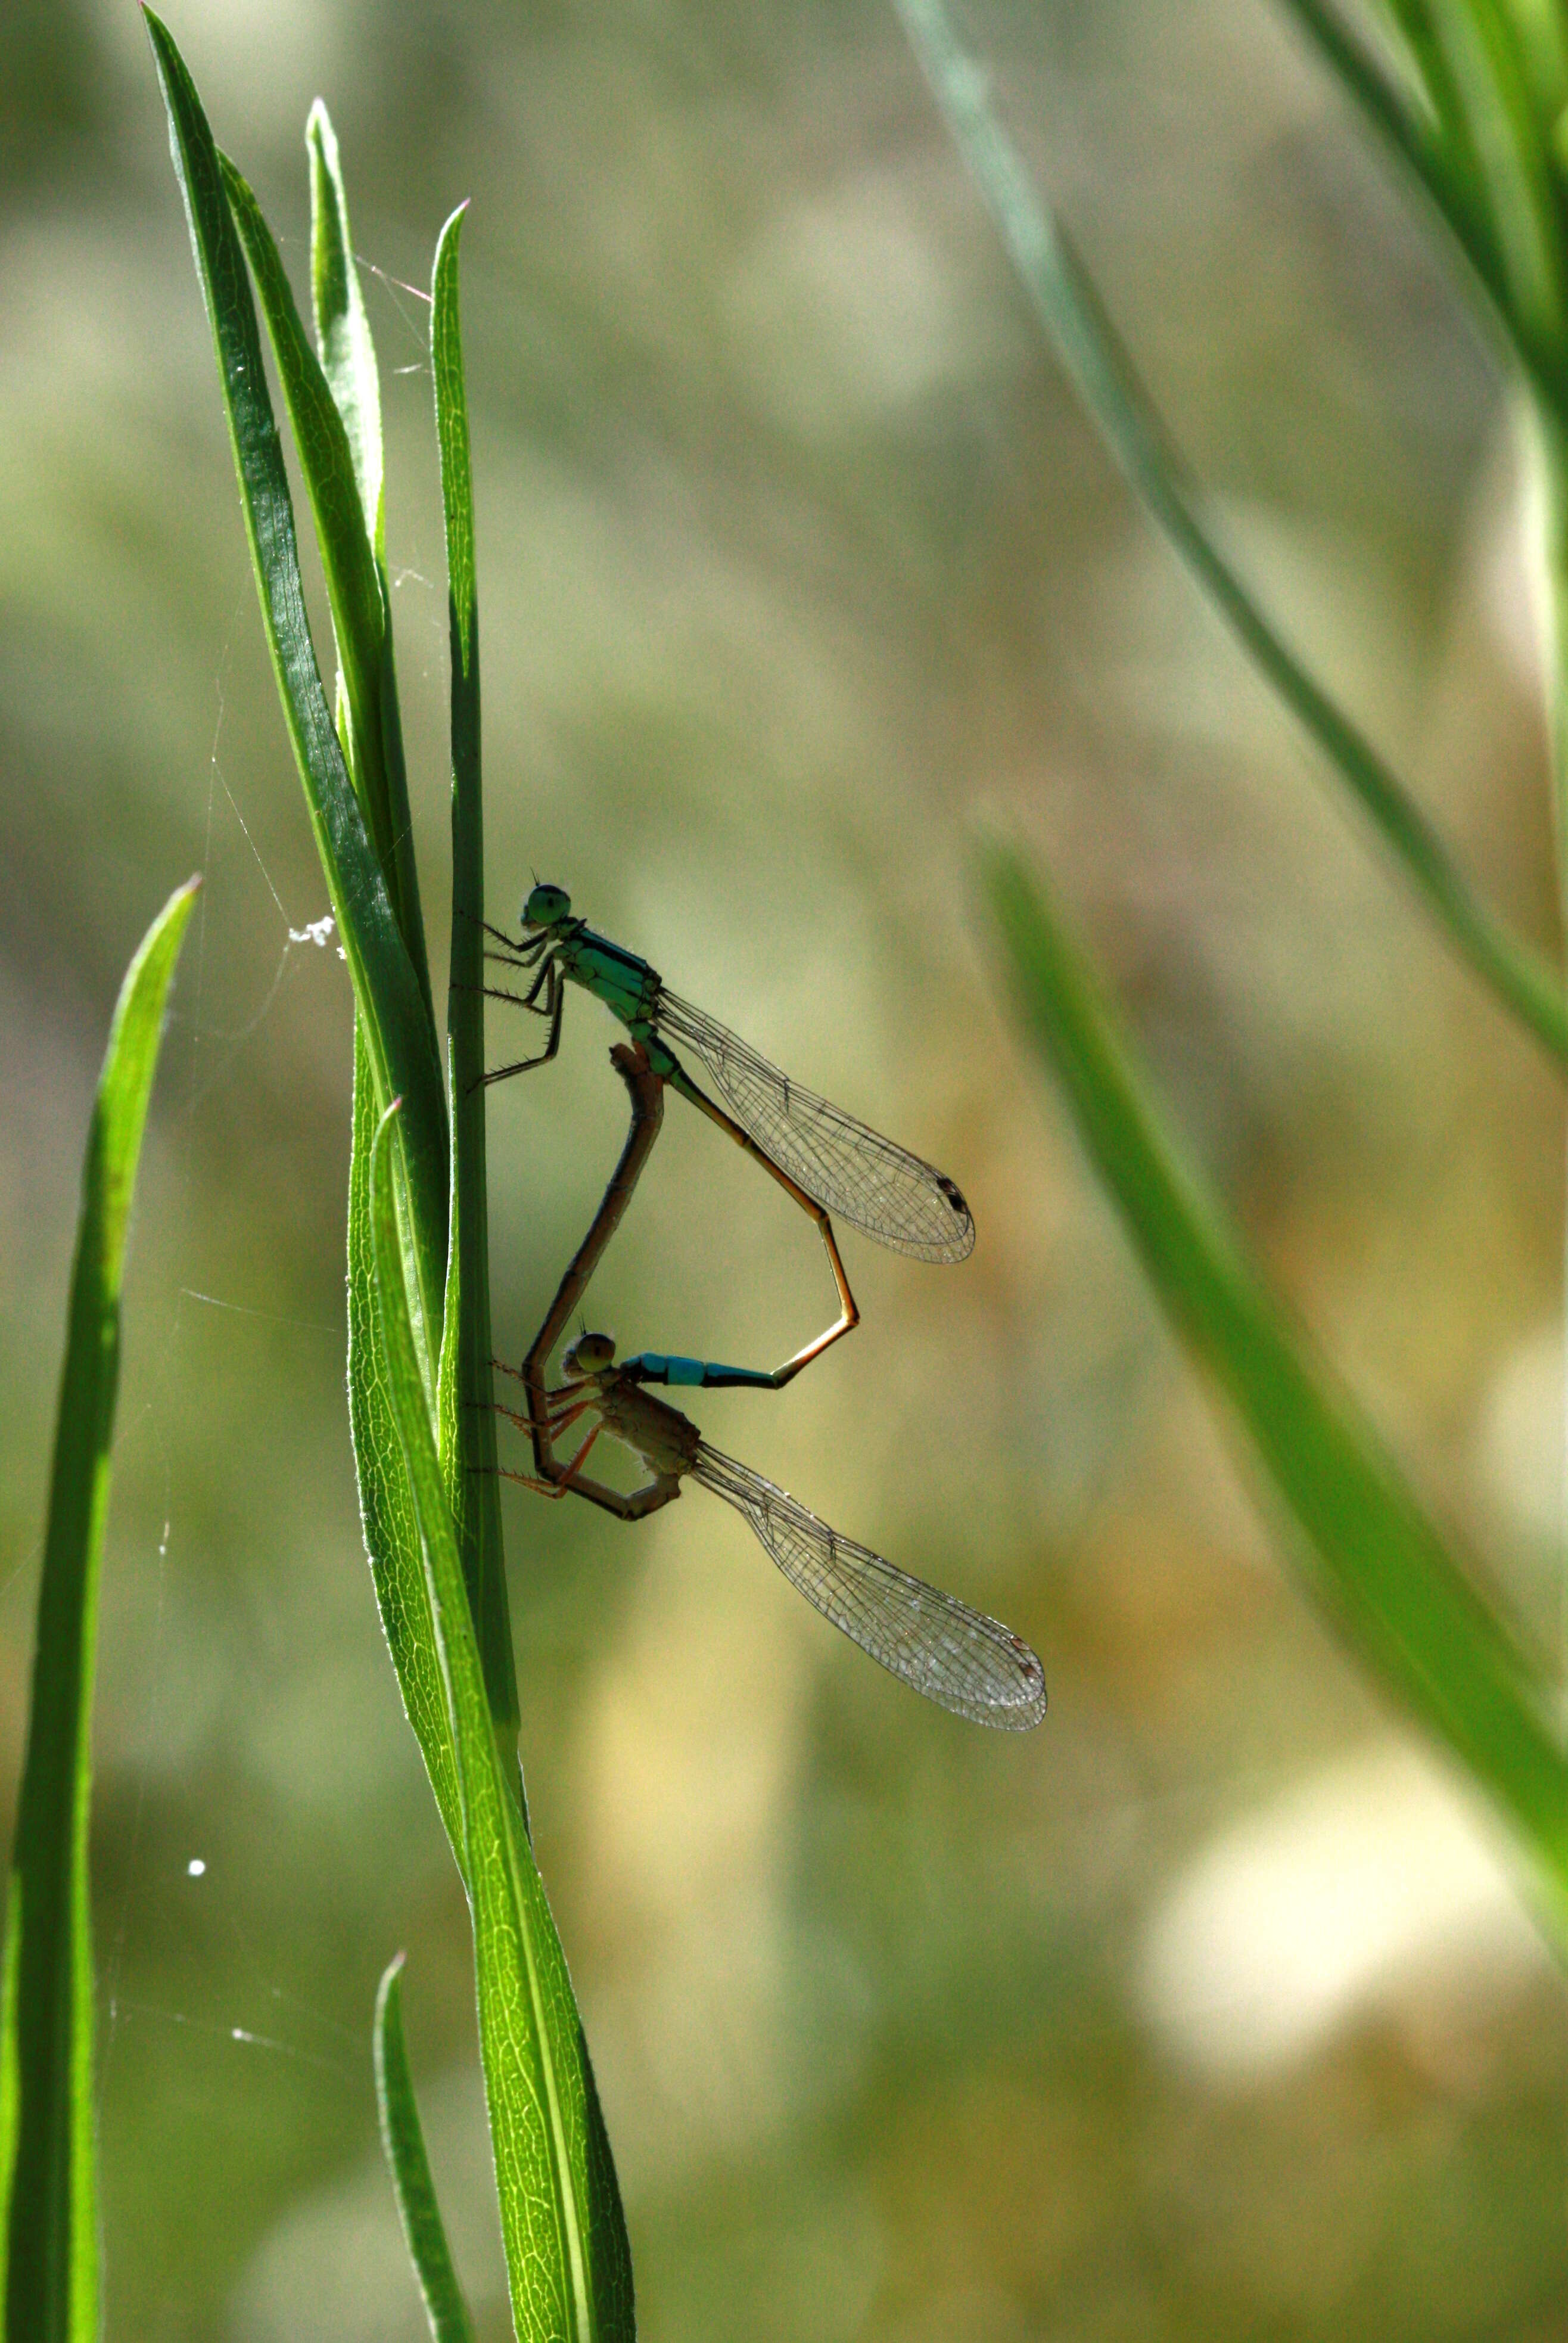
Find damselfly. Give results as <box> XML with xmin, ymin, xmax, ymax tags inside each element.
<box><xmin>494</xmin><ymin>1043</ymin><xmax>1045</xmax><ymax>1729</ymax></box>
<box><xmin>478</xmin><ymin>884</ymin><xmax>974</xmax><ymax>1298</ymax></box>
<box><xmin>497</xmin><ymin>1331</ymin><xmax>1046</xmax><ymax>1730</ymax></box>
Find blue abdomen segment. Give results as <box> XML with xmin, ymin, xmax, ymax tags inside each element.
<box><xmin>625</xmin><ymin>1351</ymin><xmax>776</xmax><ymax>1391</ymax></box>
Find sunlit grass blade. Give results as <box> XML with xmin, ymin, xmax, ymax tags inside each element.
<box><xmin>983</xmin><ymin>838</ymin><xmax>1568</xmax><ymax>1932</ymax></box>
<box><xmin>306</xmin><ymin>102</ymin><xmax>431</xmax><ymax>1018</ymax></box>
<box><xmin>1427</xmin><ymin>0</ymin><xmax>1567</xmax><ymax>343</ymax></box>
<box><xmin>1281</xmin><ymin>0</ymin><xmax>1568</xmax><ymax>416</ymax></box>
<box><xmin>1</xmin><ymin>877</ymin><xmax>198</xmax><ymax>2343</ymax></box>
<box><xmin>374</xmin><ymin>1956</ymin><xmax>477</xmax><ymax>2343</ymax></box>
<box><xmin>1381</xmin><ymin>0</ymin><xmax>1492</xmax><ymax>189</ymax></box>
<box><xmin>1275</xmin><ymin>1</ymin><xmax>1534</xmax><ymax>371</ymax></box>
<box><xmin>894</xmin><ymin>0</ymin><xmax>1568</xmax><ymax>1073</ymax></box>
<box><xmin>347</xmin><ymin>1025</ymin><xmax>464</xmax><ymax>1859</ymax></box>
<box><xmin>307</xmin><ymin>101</ymin><xmax>384</xmax><ymax>554</ymax></box>
<box><xmin>291</xmin><ymin>105</ymin><xmax>471</xmax><ymax>1828</ymax></box>
<box><xmin>368</xmin><ymin>1102</ymin><xmax>635</xmax><ymax>2342</ymax></box>
<box><xmin>430</xmin><ymin>204</ymin><xmax>516</xmax><ymax>1739</ymax></box>
<box><xmin>217</xmin><ymin>152</ymin><xmax>400</xmax><ymax>890</ymax></box>
<box><xmin>145</xmin><ymin>8</ymin><xmax>449</xmax><ymax>1369</ymax></box>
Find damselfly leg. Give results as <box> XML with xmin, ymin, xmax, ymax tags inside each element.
<box><xmin>474</xmin><ymin>961</ymin><xmax>564</xmax><ymax>1089</ymax></box>
<box><xmin>670</xmin><ymin>1068</ymin><xmax>858</xmax><ymax>1385</ymax></box>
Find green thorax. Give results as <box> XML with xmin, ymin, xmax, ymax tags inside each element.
<box><xmin>554</xmin><ymin>922</ymin><xmax>676</xmax><ymax>1068</ymax></box>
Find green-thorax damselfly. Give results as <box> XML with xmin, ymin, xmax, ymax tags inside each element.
<box><xmin>478</xmin><ymin>884</ymin><xmax>976</xmax><ymax>1265</ymax></box>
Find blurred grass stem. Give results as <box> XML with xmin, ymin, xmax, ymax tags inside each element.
<box><xmin>894</xmin><ymin>0</ymin><xmax>1568</xmax><ymax>1072</ymax></box>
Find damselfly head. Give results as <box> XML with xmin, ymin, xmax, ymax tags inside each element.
<box><xmin>562</xmin><ymin>1329</ymin><xmax>615</xmax><ymax>1379</ymax></box>
<box><xmin>522</xmin><ymin>881</ymin><xmax>572</xmax><ymax>932</ymax></box>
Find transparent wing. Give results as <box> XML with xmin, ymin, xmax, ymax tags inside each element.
<box><xmin>655</xmin><ymin>989</ymin><xmax>975</xmax><ymax>1262</ymax></box>
<box><xmin>693</xmin><ymin>1444</ymin><xmax>1046</xmax><ymax>1729</ymax></box>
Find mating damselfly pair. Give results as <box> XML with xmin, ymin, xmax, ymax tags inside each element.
<box><xmin>482</xmin><ymin>886</ymin><xmax>1046</xmax><ymax>1732</ymax></box>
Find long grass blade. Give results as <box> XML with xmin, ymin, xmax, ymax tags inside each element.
<box><xmin>306</xmin><ymin>102</ymin><xmax>432</xmax><ymax>1019</ymax></box>
<box><xmin>1275</xmin><ymin>1</ymin><xmax>1566</xmax><ymax>403</ymax></box>
<box><xmin>217</xmin><ymin>153</ymin><xmax>400</xmax><ymax>887</ymax></box>
<box><xmin>279</xmin><ymin>110</ymin><xmax>468</xmax><ymax>1840</ymax></box>
<box><xmin>1</xmin><ymin>877</ymin><xmax>199</xmax><ymax>2343</ymax></box>
<box><xmin>983</xmin><ymin>838</ymin><xmax>1568</xmax><ymax>1932</ymax></box>
<box><xmin>430</xmin><ymin>204</ymin><xmax>517</xmax><ymax>1738</ymax></box>
<box><xmin>1429</xmin><ymin>0</ymin><xmax>1567</xmax><ymax>343</ymax></box>
<box><xmin>307</xmin><ymin>101</ymin><xmax>384</xmax><ymax>558</ymax></box>
<box><xmin>374</xmin><ymin>1956</ymin><xmax>478</xmax><ymax>2343</ymax></box>
<box><xmin>368</xmin><ymin>1102</ymin><xmax>635</xmax><ymax>2342</ymax></box>
<box><xmin>347</xmin><ymin>1023</ymin><xmax>465</xmax><ymax>1858</ymax></box>
<box><xmin>894</xmin><ymin>0</ymin><xmax>1568</xmax><ymax>1072</ymax></box>
<box><xmin>145</xmin><ymin>8</ymin><xmax>449</xmax><ymax>1371</ymax></box>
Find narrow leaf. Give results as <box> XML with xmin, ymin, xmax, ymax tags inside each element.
<box><xmin>306</xmin><ymin>102</ymin><xmax>433</xmax><ymax>1021</ymax></box>
<box><xmin>217</xmin><ymin>151</ymin><xmax>398</xmax><ymax>880</ymax></box>
<box><xmin>984</xmin><ymin>840</ymin><xmax>1568</xmax><ymax>1930</ymax></box>
<box><xmin>1278</xmin><ymin>2</ymin><xmax>1525</xmax><ymax>361</ymax></box>
<box><xmin>368</xmin><ymin>1104</ymin><xmax>634</xmax><ymax>2341</ymax></box>
<box><xmin>894</xmin><ymin>0</ymin><xmax>1568</xmax><ymax>1072</ymax></box>
<box><xmin>374</xmin><ymin>1956</ymin><xmax>477</xmax><ymax>2343</ymax></box>
<box><xmin>307</xmin><ymin>101</ymin><xmax>384</xmax><ymax>550</ymax></box>
<box><xmin>1</xmin><ymin>878</ymin><xmax>199</xmax><ymax>2342</ymax></box>
<box><xmin>347</xmin><ymin>1022</ymin><xmax>465</xmax><ymax>1860</ymax></box>
<box><xmin>145</xmin><ymin>7</ymin><xmax>449</xmax><ymax>1370</ymax></box>
<box><xmin>1429</xmin><ymin>0</ymin><xmax>1567</xmax><ymax>343</ymax></box>
<box><xmin>430</xmin><ymin>204</ymin><xmax>518</xmax><ymax>1738</ymax></box>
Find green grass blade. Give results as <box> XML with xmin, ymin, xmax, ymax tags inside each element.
<box><xmin>430</xmin><ymin>204</ymin><xmax>518</xmax><ymax>1741</ymax></box>
<box><xmin>145</xmin><ymin>8</ymin><xmax>449</xmax><ymax>1372</ymax></box>
<box><xmin>1</xmin><ymin>878</ymin><xmax>199</xmax><ymax>2343</ymax></box>
<box><xmin>1284</xmin><ymin>0</ymin><xmax>1568</xmax><ymax>415</ymax></box>
<box><xmin>1278</xmin><ymin>2</ymin><xmax>1527</xmax><ymax>356</ymax></box>
<box><xmin>306</xmin><ymin>102</ymin><xmax>433</xmax><ymax>1023</ymax></box>
<box><xmin>307</xmin><ymin>101</ymin><xmax>384</xmax><ymax>554</ymax></box>
<box><xmin>1430</xmin><ymin>0</ymin><xmax>1568</xmax><ymax>343</ymax></box>
<box><xmin>374</xmin><ymin>1956</ymin><xmax>478</xmax><ymax>2343</ymax></box>
<box><xmin>894</xmin><ymin>0</ymin><xmax>1568</xmax><ymax>1073</ymax></box>
<box><xmin>217</xmin><ymin>151</ymin><xmax>399</xmax><ymax>886</ymax></box>
<box><xmin>368</xmin><ymin>1104</ymin><xmax>635</xmax><ymax>2342</ymax></box>
<box><xmin>347</xmin><ymin>1021</ymin><xmax>465</xmax><ymax>1860</ymax></box>
<box><xmin>1383</xmin><ymin>0</ymin><xmax>1492</xmax><ymax>172</ymax></box>
<box><xmin>983</xmin><ymin>840</ymin><xmax>1568</xmax><ymax>1931</ymax></box>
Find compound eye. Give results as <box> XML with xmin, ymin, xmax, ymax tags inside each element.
<box><xmin>523</xmin><ymin>882</ymin><xmax>571</xmax><ymax>930</ymax></box>
<box><xmin>562</xmin><ymin>1331</ymin><xmax>615</xmax><ymax>1377</ymax></box>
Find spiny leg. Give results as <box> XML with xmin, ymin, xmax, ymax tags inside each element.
<box><xmin>494</xmin><ymin>1392</ymin><xmax>596</xmax><ymax>1442</ymax></box>
<box><xmin>473</xmin><ymin>962</ymin><xmax>564</xmax><ymax>1091</ymax></box>
<box><xmin>475</xmin><ymin>983</ymin><xmax>551</xmax><ymax>1013</ymax></box>
<box><xmin>496</xmin><ymin>1416</ymin><xmax>606</xmax><ymax>1497</ymax></box>
<box><xmin>483</xmin><ymin>952</ymin><xmax>553</xmax><ymax>1006</ymax></box>
<box><xmin>670</xmin><ymin>1068</ymin><xmax>859</xmax><ymax>1385</ymax></box>
<box><xmin>455</xmin><ymin>906</ymin><xmax>547</xmax><ymax>962</ymax></box>
<box><xmin>494</xmin><ymin>1419</ymin><xmax>683</xmax><ymax>1524</ymax></box>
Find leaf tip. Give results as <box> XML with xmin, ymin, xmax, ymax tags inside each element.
<box><xmin>375</xmin><ymin>1948</ymin><xmax>408</xmax><ymax>2009</ymax></box>
<box><xmin>306</xmin><ymin>97</ymin><xmax>340</xmax><ymax>172</ymax></box>
<box><xmin>434</xmin><ymin>201</ymin><xmax>470</xmax><ymax>265</ymax></box>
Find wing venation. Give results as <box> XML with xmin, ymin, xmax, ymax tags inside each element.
<box><xmin>693</xmin><ymin>1444</ymin><xmax>1046</xmax><ymax>1728</ymax></box>
<box><xmin>656</xmin><ymin>989</ymin><xmax>975</xmax><ymax>1262</ymax></box>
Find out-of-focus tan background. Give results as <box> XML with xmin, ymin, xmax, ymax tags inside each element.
<box><xmin>5</xmin><ymin>0</ymin><xmax>1568</xmax><ymax>2333</ymax></box>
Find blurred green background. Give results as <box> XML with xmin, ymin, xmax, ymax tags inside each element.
<box><xmin>6</xmin><ymin>0</ymin><xmax>1568</xmax><ymax>2334</ymax></box>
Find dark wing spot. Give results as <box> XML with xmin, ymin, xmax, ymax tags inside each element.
<box><xmin>939</xmin><ymin>1177</ymin><xmax>969</xmax><ymax>1214</ymax></box>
